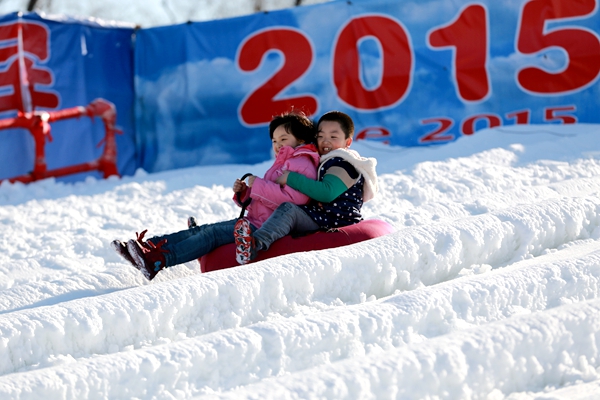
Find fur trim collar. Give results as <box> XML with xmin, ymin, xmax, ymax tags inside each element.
<box><xmin>320</xmin><ymin>148</ymin><xmax>378</xmax><ymax>202</ymax></box>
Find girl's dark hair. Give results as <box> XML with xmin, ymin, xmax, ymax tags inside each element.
<box><xmin>317</xmin><ymin>111</ymin><xmax>355</xmax><ymax>139</ymax></box>
<box><xmin>269</xmin><ymin>111</ymin><xmax>316</xmax><ymax>144</ymax></box>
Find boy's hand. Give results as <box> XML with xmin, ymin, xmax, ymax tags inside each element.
<box><xmin>276</xmin><ymin>171</ymin><xmax>290</xmax><ymax>186</ymax></box>
<box><xmin>233</xmin><ymin>179</ymin><xmax>247</xmax><ymax>193</ymax></box>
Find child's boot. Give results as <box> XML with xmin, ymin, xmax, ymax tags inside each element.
<box><xmin>111</xmin><ymin>239</ymin><xmax>137</xmax><ymax>268</ymax></box>
<box><xmin>234</xmin><ymin>218</ymin><xmax>259</xmax><ymax>265</ymax></box>
<box><xmin>134</xmin><ymin>229</ymin><xmax>152</xmax><ymax>249</ymax></box>
<box><xmin>127</xmin><ymin>234</ymin><xmax>169</xmax><ymax>280</ymax></box>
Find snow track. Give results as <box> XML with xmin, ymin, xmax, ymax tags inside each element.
<box><xmin>221</xmin><ymin>297</ymin><xmax>600</xmax><ymax>399</ymax></box>
<box><xmin>1</xmin><ymin>128</ymin><xmax>600</xmax><ymax>398</ymax></box>
<box><xmin>2</xmin><ymin>242</ymin><xmax>600</xmax><ymax>398</ymax></box>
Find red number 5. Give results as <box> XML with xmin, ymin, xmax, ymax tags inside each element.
<box><xmin>516</xmin><ymin>0</ymin><xmax>600</xmax><ymax>94</ymax></box>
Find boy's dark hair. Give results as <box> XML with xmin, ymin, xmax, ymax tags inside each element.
<box><xmin>269</xmin><ymin>111</ymin><xmax>315</xmax><ymax>144</ymax></box>
<box><xmin>317</xmin><ymin>111</ymin><xmax>355</xmax><ymax>139</ymax></box>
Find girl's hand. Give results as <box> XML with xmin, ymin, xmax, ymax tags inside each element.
<box><xmin>276</xmin><ymin>171</ymin><xmax>290</xmax><ymax>186</ymax></box>
<box><xmin>233</xmin><ymin>179</ymin><xmax>247</xmax><ymax>193</ymax></box>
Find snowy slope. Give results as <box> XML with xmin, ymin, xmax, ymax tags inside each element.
<box><xmin>0</xmin><ymin>124</ymin><xmax>599</xmax><ymax>398</ymax></box>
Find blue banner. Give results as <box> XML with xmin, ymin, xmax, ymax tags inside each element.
<box><xmin>134</xmin><ymin>0</ymin><xmax>600</xmax><ymax>173</ymax></box>
<box><xmin>0</xmin><ymin>12</ymin><xmax>136</xmax><ymax>182</ymax></box>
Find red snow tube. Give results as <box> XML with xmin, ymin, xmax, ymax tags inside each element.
<box><xmin>199</xmin><ymin>219</ymin><xmax>394</xmax><ymax>273</ymax></box>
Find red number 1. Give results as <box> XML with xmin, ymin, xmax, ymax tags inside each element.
<box><xmin>428</xmin><ymin>4</ymin><xmax>490</xmax><ymax>102</ymax></box>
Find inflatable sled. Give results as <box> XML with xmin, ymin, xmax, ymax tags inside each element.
<box><xmin>199</xmin><ymin>219</ymin><xmax>394</xmax><ymax>273</ymax></box>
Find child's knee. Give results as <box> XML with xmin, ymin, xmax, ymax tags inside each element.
<box><xmin>280</xmin><ymin>202</ymin><xmax>297</xmax><ymax>212</ymax></box>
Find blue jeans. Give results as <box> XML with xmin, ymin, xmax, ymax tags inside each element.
<box><xmin>148</xmin><ymin>218</ymin><xmax>256</xmax><ymax>267</ymax></box>
<box><xmin>253</xmin><ymin>202</ymin><xmax>319</xmax><ymax>250</ymax></box>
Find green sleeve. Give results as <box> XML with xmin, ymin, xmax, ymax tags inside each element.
<box><xmin>287</xmin><ymin>171</ymin><xmax>348</xmax><ymax>203</ymax></box>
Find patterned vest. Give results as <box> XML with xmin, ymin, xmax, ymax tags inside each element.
<box><xmin>301</xmin><ymin>157</ymin><xmax>364</xmax><ymax>229</ymax></box>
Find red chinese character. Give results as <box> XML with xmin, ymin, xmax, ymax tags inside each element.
<box><xmin>0</xmin><ymin>21</ymin><xmax>58</xmax><ymax>113</ymax></box>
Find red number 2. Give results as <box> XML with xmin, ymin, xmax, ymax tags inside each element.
<box><xmin>419</xmin><ymin>117</ymin><xmax>454</xmax><ymax>143</ymax></box>
<box><xmin>516</xmin><ymin>0</ymin><xmax>600</xmax><ymax>94</ymax></box>
<box><xmin>237</xmin><ymin>28</ymin><xmax>318</xmax><ymax>126</ymax></box>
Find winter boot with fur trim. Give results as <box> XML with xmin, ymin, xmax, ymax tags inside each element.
<box><xmin>127</xmin><ymin>233</ymin><xmax>169</xmax><ymax>280</ymax></box>
<box><xmin>111</xmin><ymin>239</ymin><xmax>136</xmax><ymax>268</ymax></box>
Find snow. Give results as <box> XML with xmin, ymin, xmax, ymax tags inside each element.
<box><xmin>1</xmin><ymin>1</ymin><xmax>600</xmax><ymax>399</ymax></box>
<box><xmin>0</xmin><ymin>122</ymin><xmax>599</xmax><ymax>399</ymax></box>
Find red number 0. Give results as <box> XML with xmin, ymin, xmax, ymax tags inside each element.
<box><xmin>516</xmin><ymin>0</ymin><xmax>600</xmax><ymax>94</ymax></box>
<box><xmin>333</xmin><ymin>15</ymin><xmax>413</xmax><ymax>110</ymax></box>
<box><xmin>237</xmin><ymin>28</ymin><xmax>318</xmax><ymax>126</ymax></box>
<box><xmin>428</xmin><ymin>4</ymin><xmax>490</xmax><ymax>102</ymax></box>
